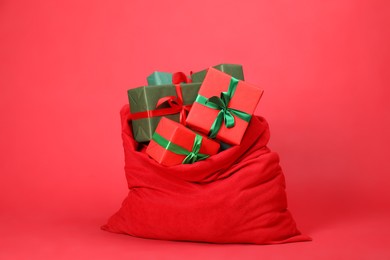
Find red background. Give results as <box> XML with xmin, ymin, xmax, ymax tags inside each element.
<box><xmin>1</xmin><ymin>0</ymin><xmax>389</xmax><ymax>259</ymax></box>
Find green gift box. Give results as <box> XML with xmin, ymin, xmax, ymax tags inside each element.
<box><xmin>191</xmin><ymin>64</ymin><xmax>244</xmax><ymax>83</ymax></box>
<box><xmin>128</xmin><ymin>82</ymin><xmax>201</xmax><ymax>142</ymax></box>
<box><xmin>147</xmin><ymin>72</ymin><xmax>173</xmax><ymax>85</ymax></box>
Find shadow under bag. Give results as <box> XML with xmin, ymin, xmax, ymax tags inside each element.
<box><xmin>102</xmin><ymin>105</ymin><xmax>310</xmax><ymax>244</ymax></box>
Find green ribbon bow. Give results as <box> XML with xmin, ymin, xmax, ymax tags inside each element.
<box><xmin>152</xmin><ymin>132</ymin><xmax>209</xmax><ymax>164</ymax></box>
<box><xmin>195</xmin><ymin>77</ymin><xmax>252</xmax><ymax>138</ymax></box>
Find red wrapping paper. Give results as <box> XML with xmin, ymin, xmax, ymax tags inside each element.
<box><xmin>146</xmin><ymin>117</ymin><xmax>220</xmax><ymax>166</ymax></box>
<box><xmin>186</xmin><ymin>67</ymin><xmax>264</xmax><ymax>145</ymax></box>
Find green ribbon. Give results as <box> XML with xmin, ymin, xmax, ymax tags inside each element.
<box><xmin>195</xmin><ymin>77</ymin><xmax>252</xmax><ymax>138</ymax></box>
<box><xmin>152</xmin><ymin>132</ymin><xmax>209</xmax><ymax>164</ymax></box>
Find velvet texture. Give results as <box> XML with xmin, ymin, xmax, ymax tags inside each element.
<box><xmin>102</xmin><ymin>105</ymin><xmax>310</xmax><ymax>244</ymax></box>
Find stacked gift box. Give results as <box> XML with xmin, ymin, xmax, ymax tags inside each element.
<box><xmin>127</xmin><ymin>64</ymin><xmax>263</xmax><ymax>166</ymax></box>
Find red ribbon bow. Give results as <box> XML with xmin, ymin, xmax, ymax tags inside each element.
<box><xmin>128</xmin><ymin>72</ymin><xmax>192</xmax><ymax>125</ymax></box>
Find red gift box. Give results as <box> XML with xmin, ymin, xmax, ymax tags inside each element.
<box><xmin>146</xmin><ymin>117</ymin><xmax>220</xmax><ymax>166</ymax></box>
<box><xmin>186</xmin><ymin>67</ymin><xmax>264</xmax><ymax>145</ymax></box>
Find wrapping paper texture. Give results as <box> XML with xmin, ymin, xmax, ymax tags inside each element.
<box><xmin>147</xmin><ymin>71</ymin><xmax>173</xmax><ymax>85</ymax></box>
<box><xmin>146</xmin><ymin>117</ymin><xmax>220</xmax><ymax>166</ymax></box>
<box><xmin>128</xmin><ymin>82</ymin><xmax>201</xmax><ymax>142</ymax></box>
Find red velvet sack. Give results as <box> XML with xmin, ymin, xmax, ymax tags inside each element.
<box><xmin>102</xmin><ymin>105</ymin><xmax>310</xmax><ymax>244</ymax></box>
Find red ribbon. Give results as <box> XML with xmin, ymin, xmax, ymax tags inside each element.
<box><xmin>172</xmin><ymin>71</ymin><xmax>191</xmax><ymax>84</ymax></box>
<box><xmin>128</xmin><ymin>72</ymin><xmax>192</xmax><ymax>125</ymax></box>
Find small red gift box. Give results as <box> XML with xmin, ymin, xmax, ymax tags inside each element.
<box><xmin>186</xmin><ymin>67</ymin><xmax>264</xmax><ymax>145</ymax></box>
<box><xmin>146</xmin><ymin>117</ymin><xmax>220</xmax><ymax>166</ymax></box>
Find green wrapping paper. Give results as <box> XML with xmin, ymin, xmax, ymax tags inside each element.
<box><xmin>191</xmin><ymin>64</ymin><xmax>244</xmax><ymax>83</ymax></box>
<box><xmin>127</xmin><ymin>82</ymin><xmax>201</xmax><ymax>142</ymax></box>
<box><xmin>147</xmin><ymin>72</ymin><xmax>173</xmax><ymax>85</ymax></box>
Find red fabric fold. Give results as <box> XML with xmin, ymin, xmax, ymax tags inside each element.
<box><xmin>102</xmin><ymin>104</ymin><xmax>311</xmax><ymax>244</ymax></box>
